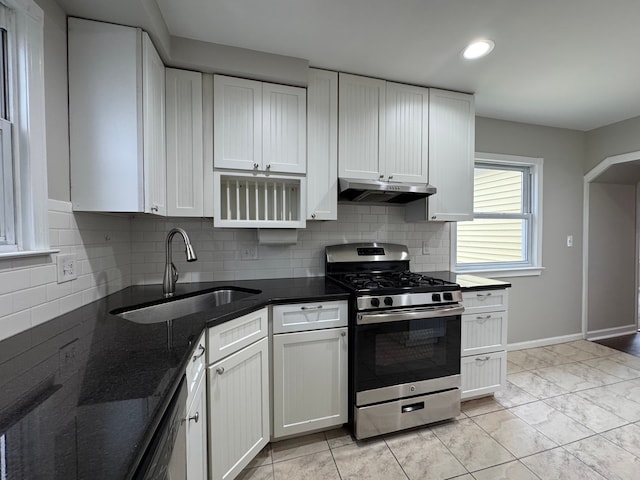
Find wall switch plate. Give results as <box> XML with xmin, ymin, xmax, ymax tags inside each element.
<box><xmin>239</xmin><ymin>243</ymin><xmax>258</xmax><ymax>260</ymax></box>
<box><xmin>422</xmin><ymin>241</ymin><xmax>431</xmax><ymax>255</ymax></box>
<box><xmin>57</xmin><ymin>253</ymin><xmax>78</xmax><ymax>283</ymax></box>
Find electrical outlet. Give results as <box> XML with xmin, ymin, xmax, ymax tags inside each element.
<box><xmin>567</xmin><ymin>235</ymin><xmax>574</xmax><ymax>247</ymax></box>
<box><xmin>57</xmin><ymin>253</ymin><xmax>78</xmax><ymax>283</ymax></box>
<box><xmin>239</xmin><ymin>243</ymin><xmax>258</xmax><ymax>260</ymax></box>
<box><xmin>422</xmin><ymin>241</ymin><xmax>431</xmax><ymax>255</ymax></box>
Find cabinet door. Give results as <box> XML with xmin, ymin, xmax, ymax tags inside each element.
<box><xmin>186</xmin><ymin>373</ymin><xmax>208</xmax><ymax>480</ymax></box>
<box><xmin>214</xmin><ymin>75</ymin><xmax>262</xmax><ymax>170</ymax></box>
<box><xmin>383</xmin><ymin>82</ymin><xmax>429</xmax><ymax>183</ymax></box>
<box><xmin>461</xmin><ymin>351</ymin><xmax>506</xmax><ymax>399</ymax></box>
<box><xmin>306</xmin><ymin>68</ymin><xmax>338</xmax><ymax>220</ymax></box>
<box><xmin>142</xmin><ymin>32</ymin><xmax>166</xmax><ymax>216</ymax></box>
<box><xmin>208</xmin><ymin>337</ymin><xmax>270</xmax><ymax>480</ymax></box>
<box><xmin>272</xmin><ymin>300</ymin><xmax>348</xmax><ymax>334</ymax></box>
<box><xmin>68</xmin><ymin>18</ymin><xmax>143</xmax><ymax>212</ymax></box>
<box><xmin>427</xmin><ymin>89</ymin><xmax>475</xmax><ymax>221</ymax></box>
<box><xmin>272</xmin><ymin>328</ymin><xmax>348</xmax><ymax>438</ymax></box>
<box><xmin>166</xmin><ymin>68</ymin><xmax>203</xmax><ymax>217</ymax></box>
<box><xmin>461</xmin><ymin>311</ymin><xmax>508</xmax><ymax>356</ymax></box>
<box><xmin>338</xmin><ymin>73</ymin><xmax>386</xmax><ymax>180</ymax></box>
<box><xmin>263</xmin><ymin>83</ymin><xmax>307</xmax><ymax>174</ymax></box>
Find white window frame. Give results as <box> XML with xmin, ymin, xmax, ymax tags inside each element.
<box><xmin>451</xmin><ymin>152</ymin><xmax>544</xmax><ymax>277</ymax></box>
<box><xmin>0</xmin><ymin>0</ymin><xmax>52</xmax><ymax>258</ymax></box>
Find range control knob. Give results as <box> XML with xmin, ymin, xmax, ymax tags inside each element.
<box><xmin>443</xmin><ymin>292</ymin><xmax>453</xmax><ymax>301</ymax></box>
<box><xmin>384</xmin><ymin>297</ymin><xmax>393</xmax><ymax>306</ymax></box>
<box><xmin>432</xmin><ymin>293</ymin><xmax>441</xmax><ymax>302</ymax></box>
<box><xmin>370</xmin><ymin>298</ymin><xmax>380</xmax><ymax>307</ymax></box>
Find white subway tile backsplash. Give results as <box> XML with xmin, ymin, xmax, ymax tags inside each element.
<box><xmin>0</xmin><ymin>201</ymin><xmax>450</xmax><ymax>342</ymax></box>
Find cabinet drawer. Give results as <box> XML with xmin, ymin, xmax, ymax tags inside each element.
<box><xmin>186</xmin><ymin>331</ymin><xmax>207</xmax><ymax>400</ymax></box>
<box><xmin>462</xmin><ymin>289</ymin><xmax>508</xmax><ymax>314</ymax></box>
<box><xmin>272</xmin><ymin>300</ymin><xmax>348</xmax><ymax>333</ymax></box>
<box><xmin>461</xmin><ymin>312</ymin><xmax>507</xmax><ymax>357</ymax></box>
<box><xmin>207</xmin><ymin>307</ymin><xmax>268</xmax><ymax>364</ymax></box>
<box><xmin>461</xmin><ymin>351</ymin><xmax>506</xmax><ymax>400</ymax></box>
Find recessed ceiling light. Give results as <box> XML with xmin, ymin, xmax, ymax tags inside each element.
<box><xmin>462</xmin><ymin>39</ymin><xmax>495</xmax><ymax>60</ymax></box>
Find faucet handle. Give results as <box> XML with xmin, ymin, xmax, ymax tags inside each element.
<box><xmin>171</xmin><ymin>263</ymin><xmax>179</xmax><ymax>283</ymax></box>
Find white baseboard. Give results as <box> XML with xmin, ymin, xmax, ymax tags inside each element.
<box><xmin>507</xmin><ymin>333</ymin><xmax>584</xmax><ymax>351</ymax></box>
<box><xmin>586</xmin><ymin>325</ymin><xmax>638</xmax><ymax>341</ymax></box>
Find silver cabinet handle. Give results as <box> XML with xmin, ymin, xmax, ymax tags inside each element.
<box><xmin>216</xmin><ymin>367</ymin><xmax>225</xmax><ymax>375</ymax></box>
<box><xmin>379</xmin><ymin>174</ymin><xmax>384</xmax><ymax>179</ymax></box>
<box><xmin>477</xmin><ymin>292</ymin><xmax>492</xmax><ymax>299</ymax></box>
<box><xmin>475</xmin><ymin>315</ymin><xmax>492</xmax><ymax>323</ymax></box>
<box><xmin>188</xmin><ymin>412</ymin><xmax>199</xmax><ymax>423</ymax></box>
<box><xmin>311</xmin><ymin>213</ymin><xmax>316</xmax><ymax>219</ymax></box>
<box><xmin>151</xmin><ymin>206</ymin><xmax>158</xmax><ymax>212</ymax></box>
<box><xmin>475</xmin><ymin>356</ymin><xmax>491</xmax><ymax>362</ymax></box>
<box><xmin>388</xmin><ymin>175</ymin><xmax>393</xmax><ymax>180</ymax></box>
<box><xmin>301</xmin><ymin>305</ymin><xmax>323</xmax><ymax>311</ymax></box>
<box><xmin>193</xmin><ymin>344</ymin><xmax>205</xmax><ymax>361</ymax></box>
<box><xmin>253</xmin><ymin>163</ymin><xmax>259</xmax><ymax>169</ymax></box>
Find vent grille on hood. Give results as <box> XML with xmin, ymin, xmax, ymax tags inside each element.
<box><xmin>338</xmin><ymin>178</ymin><xmax>436</xmax><ymax>204</ymax></box>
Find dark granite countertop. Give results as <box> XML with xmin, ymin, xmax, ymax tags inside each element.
<box><xmin>0</xmin><ymin>277</ymin><xmax>349</xmax><ymax>480</ymax></box>
<box><xmin>0</xmin><ymin>272</ymin><xmax>507</xmax><ymax>479</ymax></box>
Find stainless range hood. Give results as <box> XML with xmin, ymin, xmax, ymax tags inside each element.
<box><xmin>338</xmin><ymin>178</ymin><xmax>436</xmax><ymax>204</ymax></box>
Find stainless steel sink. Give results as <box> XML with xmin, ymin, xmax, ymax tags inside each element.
<box><xmin>111</xmin><ymin>287</ymin><xmax>261</xmax><ymax>324</ymax></box>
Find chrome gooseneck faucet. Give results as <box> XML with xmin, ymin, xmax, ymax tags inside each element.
<box><xmin>163</xmin><ymin>227</ymin><xmax>197</xmax><ymax>297</ymax></box>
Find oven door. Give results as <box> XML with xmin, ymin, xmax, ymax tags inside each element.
<box><xmin>354</xmin><ymin>305</ymin><xmax>463</xmax><ymax>406</ymax></box>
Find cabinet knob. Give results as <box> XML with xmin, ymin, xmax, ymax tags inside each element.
<box><xmin>379</xmin><ymin>174</ymin><xmax>384</xmax><ymax>179</ymax></box>
<box><xmin>388</xmin><ymin>175</ymin><xmax>393</xmax><ymax>180</ymax></box>
<box><xmin>216</xmin><ymin>367</ymin><xmax>225</xmax><ymax>375</ymax></box>
<box><xmin>311</xmin><ymin>213</ymin><xmax>316</xmax><ymax>219</ymax></box>
<box><xmin>341</xmin><ymin>331</ymin><xmax>346</xmax><ymax>337</ymax></box>
<box><xmin>151</xmin><ymin>206</ymin><xmax>158</xmax><ymax>212</ymax></box>
<box><xmin>253</xmin><ymin>163</ymin><xmax>259</xmax><ymax>169</ymax></box>
<box><xmin>266</xmin><ymin>164</ymin><xmax>271</xmax><ymax>170</ymax></box>
<box><xmin>193</xmin><ymin>344</ymin><xmax>205</xmax><ymax>361</ymax></box>
<box><xmin>188</xmin><ymin>412</ymin><xmax>200</xmax><ymax>423</ymax></box>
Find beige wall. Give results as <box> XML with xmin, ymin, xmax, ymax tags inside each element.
<box><xmin>475</xmin><ymin>117</ymin><xmax>586</xmax><ymax>345</ymax></box>
<box><xmin>585</xmin><ymin>115</ymin><xmax>640</xmax><ymax>173</ymax></box>
<box><xmin>587</xmin><ymin>183</ymin><xmax>636</xmax><ymax>333</ymax></box>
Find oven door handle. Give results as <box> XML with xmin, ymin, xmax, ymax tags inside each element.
<box><xmin>357</xmin><ymin>305</ymin><xmax>464</xmax><ymax>325</ymax></box>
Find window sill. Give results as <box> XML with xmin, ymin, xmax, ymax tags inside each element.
<box><xmin>453</xmin><ymin>266</ymin><xmax>544</xmax><ymax>278</ymax></box>
<box><xmin>0</xmin><ymin>248</ymin><xmax>60</xmax><ymax>260</ymax></box>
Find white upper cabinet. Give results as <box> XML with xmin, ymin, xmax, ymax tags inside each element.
<box><xmin>306</xmin><ymin>68</ymin><xmax>338</xmax><ymax>220</ymax></box>
<box><xmin>338</xmin><ymin>73</ymin><xmax>386</xmax><ymax>181</ymax></box>
<box><xmin>338</xmin><ymin>73</ymin><xmax>429</xmax><ymax>183</ymax></box>
<box><xmin>68</xmin><ymin>18</ymin><xmax>166</xmax><ymax>214</ymax></box>
<box><xmin>426</xmin><ymin>89</ymin><xmax>475</xmax><ymax>221</ymax></box>
<box><xmin>214</xmin><ymin>75</ymin><xmax>306</xmax><ymax>174</ymax></box>
<box><xmin>405</xmin><ymin>88</ymin><xmax>475</xmax><ymax>222</ymax></box>
<box><xmin>383</xmin><ymin>82</ymin><xmax>429</xmax><ymax>183</ymax></box>
<box><xmin>166</xmin><ymin>68</ymin><xmax>204</xmax><ymax>217</ymax></box>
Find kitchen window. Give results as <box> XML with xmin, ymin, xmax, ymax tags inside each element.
<box><xmin>452</xmin><ymin>153</ymin><xmax>543</xmax><ymax>277</ymax></box>
<box><xmin>0</xmin><ymin>0</ymin><xmax>50</xmax><ymax>257</ymax></box>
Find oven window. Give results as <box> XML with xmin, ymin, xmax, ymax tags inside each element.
<box><xmin>355</xmin><ymin>316</ymin><xmax>461</xmax><ymax>393</ymax></box>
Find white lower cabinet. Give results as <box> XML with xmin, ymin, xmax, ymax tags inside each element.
<box><xmin>271</xmin><ymin>300</ymin><xmax>349</xmax><ymax>440</ymax></box>
<box><xmin>186</xmin><ymin>372</ymin><xmax>207</xmax><ymax>480</ymax></box>
<box><xmin>207</xmin><ymin>308</ymin><xmax>270</xmax><ymax>480</ymax></box>
<box><xmin>460</xmin><ymin>289</ymin><xmax>508</xmax><ymax>400</ymax></box>
<box><xmin>272</xmin><ymin>327</ymin><xmax>348</xmax><ymax>438</ymax></box>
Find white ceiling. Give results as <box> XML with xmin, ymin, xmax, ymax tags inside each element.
<box><xmin>58</xmin><ymin>0</ymin><xmax>640</xmax><ymax>131</ymax></box>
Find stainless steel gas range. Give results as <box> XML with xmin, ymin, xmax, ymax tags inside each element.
<box><xmin>325</xmin><ymin>242</ymin><xmax>464</xmax><ymax>439</ymax></box>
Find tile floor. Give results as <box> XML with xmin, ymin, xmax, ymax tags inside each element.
<box><xmin>238</xmin><ymin>340</ymin><xmax>640</xmax><ymax>480</ymax></box>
